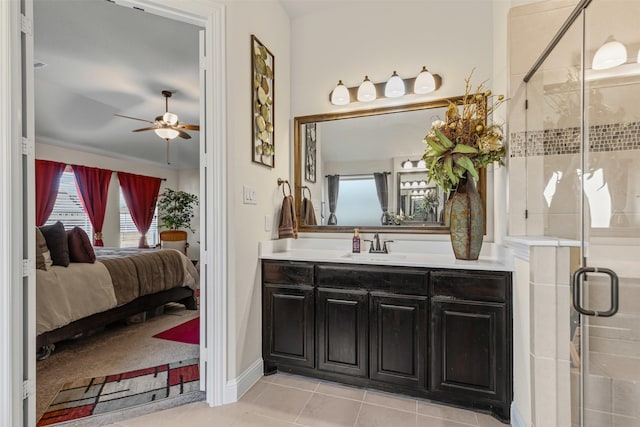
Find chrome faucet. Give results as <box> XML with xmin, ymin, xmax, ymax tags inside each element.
<box><xmin>365</xmin><ymin>233</ymin><xmax>393</xmax><ymax>254</ymax></box>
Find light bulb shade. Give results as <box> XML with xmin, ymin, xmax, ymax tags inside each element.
<box><xmin>154</xmin><ymin>127</ymin><xmax>180</xmax><ymax>140</ymax></box>
<box><xmin>330</xmin><ymin>80</ymin><xmax>350</xmax><ymax>105</ymax></box>
<box><xmin>402</xmin><ymin>160</ymin><xmax>413</xmax><ymax>169</ymax></box>
<box><xmin>163</xmin><ymin>112</ymin><xmax>178</xmax><ymax>125</ymax></box>
<box><xmin>417</xmin><ymin>159</ymin><xmax>426</xmax><ymax>168</ymax></box>
<box><xmin>385</xmin><ymin>71</ymin><xmax>405</xmax><ymax>98</ymax></box>
<box><xmin>357</xmin><ymin>76</ymin><xmax>376</xmax><ymax>102</ymax></box>
<box><xmin>414</xmin><ymin>67</ymin><xmax>436</xmax><ymax>94</ymax></box>
<box><xmin>592</xmin><ymin>40</ymin><xmax>627</xmax><ymax>70</ymax></box>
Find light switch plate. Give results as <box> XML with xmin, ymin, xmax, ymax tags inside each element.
<box><xmin>243</xmin><ymin>185</ymin><xmax>257</xmax><ymax>204</ymax></box>
<box><xmin>264</xmin><ymin>215</ymin><xmax>271</xmax><ymax>231</ymax></box>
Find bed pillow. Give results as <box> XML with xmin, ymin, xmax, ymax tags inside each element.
<box><xmin>67</xmin><ymin>227</ymin><xmax>96</xmax><ymax>263</ymax></box>
<box><xmin>35</xmin><ymin>227</ymin><xmax>53</xmax><ymax>270</ymax></box>
<box><xmin>39</xmin><ymin>221</ymin><xmax>70</xmax><ymax>267</ymax></box>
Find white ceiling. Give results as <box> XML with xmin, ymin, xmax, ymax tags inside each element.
<box><xmin>34</xmin><ymin>0</ymin><xmax>202</xmax><ymax>169</ymax></box>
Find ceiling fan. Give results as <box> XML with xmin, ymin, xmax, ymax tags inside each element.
<box><xmin>115</xmin><ymin>90</ymin><xmax>199</xmax><ymax>164</ymax></box>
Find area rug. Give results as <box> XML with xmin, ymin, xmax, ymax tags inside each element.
<box><xmin>37</xmin><ymin>358</ymin><xmax>199</xmax><ymax>426</ymax></box>
<box><xmin>153</xmin><ymin>317</ymin><xmax>199</xmax><ymax>345</ymax></box>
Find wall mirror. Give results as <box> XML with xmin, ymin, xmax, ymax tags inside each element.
<box><xmin>293</xmin><ymin>96</ymin><xmax>487</xmax><ymax>233</ymax></box>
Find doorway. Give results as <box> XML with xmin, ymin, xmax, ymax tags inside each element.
<box><xmin>9</xmin><ymin>0</ymin><xmax>227</xmax><ymax>425</ymax></box>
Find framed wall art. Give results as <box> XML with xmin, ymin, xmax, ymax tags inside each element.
<box><xmin>251</xmin><ymin>35</ymin><xmax>275</xmax><ymax>167</ymax></box>
<box><xmin>304</xmin><ymin>123</ymin><xmax>316</xmax><ymax>183</ymax></box>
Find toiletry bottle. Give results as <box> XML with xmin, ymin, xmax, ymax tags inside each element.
<box><xmin>352</xmin><ymin>228</ymin><xmax>361</xmax><ymax>253</ymax></box>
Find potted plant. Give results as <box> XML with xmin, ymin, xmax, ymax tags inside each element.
<box><xmin>422</xmin><ymin>70</ymin><xmax>506</xmax><ymax>260</ymax></box>
<box><xmin>157</xmin><ymin>188</ymin><xmax>199</xmax><ymax>232</ymax></box>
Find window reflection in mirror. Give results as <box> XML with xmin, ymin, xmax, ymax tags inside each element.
<box><xmin>293</xmin><ymin>96</ymin><xmax>485</xmax><ymax>234</ymax></box>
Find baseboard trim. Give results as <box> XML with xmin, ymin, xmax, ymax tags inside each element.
<box><xmin>223</xmin><ymin>358</ymin><xmax>263</xmax><ymax>404</ymax></box>
<box><xmin>511</xmin><ymin>402</ymin><xmax>527</xmax><ymax>427</ymax></box>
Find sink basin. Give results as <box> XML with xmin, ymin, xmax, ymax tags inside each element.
<box><xmin>341</xmin><ymin>252</ymin><xmax>407</xmax><ymax>262</ymax></box>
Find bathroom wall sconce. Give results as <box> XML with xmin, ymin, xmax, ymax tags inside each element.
<box><xmin>330</xmin><ymin>67</ymin><xmax>441</xmax><ymax>105</ymax></box>
<box><xmin>592</xmin><ymin>38</ymin><xmax>628</xmax><ymax>70</ymax></box>
<box><xmin>402</xmin><ymin>159</ymin><xmax>426</xmax><ymax>170</ymax></box>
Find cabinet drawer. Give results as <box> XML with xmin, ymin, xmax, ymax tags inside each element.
<box><xmin>263</xmin><ymin>260</ymin><xmax>314</xmax><ymax>286</ymax></box>
<box><xmin>431</xmin><ymin>270</ymin><xmax>510</xmax><ymax>302</ymax></box>
<box><xmin>317</xmin><ymin>264</ymin><xmax>428</xmax><ymax>295</ymax></box>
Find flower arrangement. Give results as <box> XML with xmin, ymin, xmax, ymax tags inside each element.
<box><xmin>422</xmin><ymin>71</ymin><xmax>506</xmax><ymax>192</ymax></box>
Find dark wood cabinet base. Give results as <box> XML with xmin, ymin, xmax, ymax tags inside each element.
<box><xmin>262</xmin><ymin>260</ymin><xmax>512</xmax><ymax>424</ymax></box>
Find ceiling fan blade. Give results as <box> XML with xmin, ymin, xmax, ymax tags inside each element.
<box><xmin>177</xmin><ymin>129</ymin><xmax>192</xmax><ymax>139</ymax></box>
<box><xmin>114</xmin><ymin>114</ymin><xmax>155</xmax><ymax>124</ymax></box>
<box><xmin>132</xmin><ymin>126</ymin><xmax>158</xmax><ymax>132</ymax></box>
<box><xmin>176</xmin><ymin>124</ymin><xmax>200</xmax><ymax>130</ymax></box>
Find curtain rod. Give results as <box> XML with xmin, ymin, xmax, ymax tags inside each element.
<box><xmin>523</xmin><ymin>0</ymin><xmax>592</xmax><ymax>83</ymax></box>
<box><xmin>55</xmin><ymin>161</ymin><xmax>167</xmax><ymax>182</ymax></box>
<box><xmin>325</xmin><ymin>172</ymin><xmax>391</xmax><ymax>178</ymax></box>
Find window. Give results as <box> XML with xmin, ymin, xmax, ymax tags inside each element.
<box><xmin>46</xmin><ymin>171</ymin><xmax>93</xmax><ymax>237</ymax></box>
<box><xmin>334</xmin><ymin>176</ymin><xmax>381</xmax><ymax>226</ymax></box>
<box><xmin>119</xmin><ymin>189</ymin><xmax>159</xmax><ymax>247</ymax></box>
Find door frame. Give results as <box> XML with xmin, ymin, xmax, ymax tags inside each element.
<box><xmin>0</xmin><ymin>0</ymin><xmax>228</xmax><ymax>424</ymax></box>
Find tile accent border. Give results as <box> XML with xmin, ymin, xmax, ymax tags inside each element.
<box><xmin>509</xmin><ymin>122</ymin><xmax>640</xmax><ymax>157</ymax></box>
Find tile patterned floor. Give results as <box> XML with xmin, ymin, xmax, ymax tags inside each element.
<box><xmin>107</xmin><ymin>372</ymin><xmax>512</xmax><ymax>427</ymax></box>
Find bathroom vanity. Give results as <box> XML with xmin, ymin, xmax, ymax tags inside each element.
<box><xmin>260</xmin><ymin>240</ymin><xmax>513</xmax><ymax>422</ymax></box>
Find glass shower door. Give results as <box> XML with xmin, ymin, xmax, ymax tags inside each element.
<box><xmin>577</xmin><ymin>1</ymin><xmax>640</xmax><ymax>426</ymax></box>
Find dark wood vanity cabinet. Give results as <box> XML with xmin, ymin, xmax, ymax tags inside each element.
<box><xmin>369</xmin><ymin>292</ymin><xmax>428</xmax><ymax>389</ymax></box>
<box><xmin>262</xmin><ymin>262</ymin><xmax>315</xmax><ymax>369</ymax></box>
<box><xmin>430</xmin><ymin>270</ymin><xmax>512</xmax><ymax>419</ymax></box>
<box><xmin>262</xmin><ymin>260</ymin><xmax>512</xmax><ymax>422</ymax></box>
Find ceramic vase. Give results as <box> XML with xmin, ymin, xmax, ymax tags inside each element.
<box><xmin>449</xmin><ymin>174</ymin><xmax>483</xmax><ymax>260</ymax></box>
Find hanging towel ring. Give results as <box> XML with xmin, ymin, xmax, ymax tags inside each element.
<box><xmin>277</xmin><ymin>178</ymin><xmax>292</xmax><ymax>197</ymax></box>
<box><xmin>301</xmin><ymin>186</ymin><xmax>312</xmax><ymax>199</ymax></box>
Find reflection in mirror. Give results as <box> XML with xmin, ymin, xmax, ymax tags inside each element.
<box><xmin>293</xmin><ymin>96</ymin><xmax>486</xmax><ymax>233</ymax></box>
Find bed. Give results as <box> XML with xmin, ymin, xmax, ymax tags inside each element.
<box><xmin>36</xmin><ymin>247</ymin><xmax>199</xmax><ymax>357</ymax></box>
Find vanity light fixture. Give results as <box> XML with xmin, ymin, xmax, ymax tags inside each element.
<box><xmin>329</xmin><ymin>68</ymin><xmax>441</xmax><ymax>105</ymax></box>
<box><xmin>414</xmin><ymin>66</ymin><xmax>436</xmax><ymax>94</ymax></box>
<box><xmin>402</xmin><ymin>159</ymin><xmax>413</xmax><ymax>169</ymax></box>
<box><xmin>592</xmin><ymin>38</ymin><xmax>627</xmax><ymax>70</ymax></box>
<box><xmin>417</xmin><ymin>159</ymin><xmax>426</xmax><ymax>169</ymax></box>
<box><xmin>357</xmin><ymin>76</ymin><xmax>377</xmax><ymax>102</ymax></box>
<box><xmin>330</xmin><ymin>80</ymin><xmax>351</xmax><ymax>105</ymax></box>
<box><xmin>384</xmin><ymin>71</ymin><xmax>405</xmax><ymax>98</ymax></box>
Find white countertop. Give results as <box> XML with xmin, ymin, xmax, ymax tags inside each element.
<box><xmin>259</xmin><ymin>237</ymin><xmax>514</xmax><ymax>272</ymax></box>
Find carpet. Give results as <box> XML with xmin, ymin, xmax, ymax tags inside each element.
<box><xmin>37</xmin><ymin>358</ymin><xmax>199</xmax><ymax>426</ymax></box>
<box><xmin>153</xmin><ymin>317</ymin><xmax>199</xmax><ymax>345</ymax></box>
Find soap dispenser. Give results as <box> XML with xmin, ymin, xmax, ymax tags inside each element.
<box><xmin>352</xmin><ymin>228</ymin><xmax>361</xmax><ymax>253</ymax></box>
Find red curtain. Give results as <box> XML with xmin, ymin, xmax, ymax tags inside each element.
<box><xmin>35</xmin><ymin>160</ymin><xmax>67</xmax><ymax>226</ymax></box>
<box><xmin>72</xmin><ymin>165</ymin><xmax>112</xmax><ymax>246</ymax></box>
<box><xmin>118</xmin><ymin>172</ymin><xmax>162</xmax><ymax>248</ymax></box>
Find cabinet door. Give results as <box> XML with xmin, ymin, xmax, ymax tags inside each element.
<box><xmin>430</xmin><ymin>299</ymin><xmax>507</xmax><ymax>403</ymax></box>
<box><xmin>316</xmin><ymin>288</ymin><xmax>368</xmax><ymax>377</ymax></box>
<box><xmin>370</xmin><ymin>293</ymin><xmax>428</xmax><ymax>388</ymax></box>
<box><xmin>263</xmin><ymin>284</ymin><xmax>314</xmax><ymax>368</ymax></box>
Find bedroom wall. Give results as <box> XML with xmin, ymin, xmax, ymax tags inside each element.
<box><xmin>221</xmin><ymin>0</ymin><xmax>291</xmax><ymax>380</ymax></box>
<box><xmin>177</xmin><ymin>168</ymin><xmax>199</xmax><ymax>260</ymax></box>
<box><xmin>35</xmin><ymin>141</ymin><xmax>179</xmax><ymax>247</ymax></box>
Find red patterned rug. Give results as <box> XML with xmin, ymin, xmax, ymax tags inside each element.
<box><xmin>153</xmin><ymin>317</ymin><xmax>199</xmax><ymax>345</ymax></box>
<box><xmin>37</xmin><ymin>358</ymin><xmax>199</xmax><ymax>426</ymax></box>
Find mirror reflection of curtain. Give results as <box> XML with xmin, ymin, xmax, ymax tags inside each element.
<box><xmin>327</xmin><ymin>175</ymin><xmax>339</xmax><ymax>225</ymax></box>
<box><xmin>374</xmin><ymin>172</ymin><xmax>391</xmax><ymax>225</ymax></box>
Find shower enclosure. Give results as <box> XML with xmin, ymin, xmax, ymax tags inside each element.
<box><xmin>515</xmin><ymin>0</ymin><xmax>640</xmax><ymax>425</ymax></box>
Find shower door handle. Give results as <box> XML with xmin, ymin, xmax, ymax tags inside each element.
<box><xmin>571</xmin><ymin>267</ymin><xmax>619</xmax><ymax>317</ymax></box>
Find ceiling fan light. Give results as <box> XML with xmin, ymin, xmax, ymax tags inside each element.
<box><xmin>154</xmin><ymin>128</ymin><xmax>180</xmax><ymax>140</ymax></box>
<box><xmin>163</xmin><ymin>112</ymin><xmax>179</xmax><ymax>125</ymax></box>
<box><xmin>592</xmin><ymin>40</ymin><xmax>627</xmax><ymax>70</ymax></box>
<box><xmin>357</xmin><ymin>76</ymin><xmax>377</xmax><ymax>102</ymax></box>
<box><xmin>330</xmin><ymin>80</ymin><xmax>350</xmax><ymax>105</ymax></box>
<box><xmin>385</xmin><ymin>71</ymin><xmax>405</xmax><ymax>98</ymax></box>
<box><xmin>414</xmin><ymin>66</ymin><xmax>436</xmax><ymax>94</ymax></box>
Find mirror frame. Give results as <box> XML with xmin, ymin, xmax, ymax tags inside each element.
<box><xmin>293</xmin><ymin>96</ymin><xmax>487</xmax><ymax>234</ymax></box>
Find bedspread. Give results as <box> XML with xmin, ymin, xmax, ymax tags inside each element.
<box><xmin>36</xmin><ymin>249</ymin><xmax>199</xmax><ymax>335</ymax></box>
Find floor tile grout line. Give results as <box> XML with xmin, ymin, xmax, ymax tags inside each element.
<box><xmin>352</xmin><ymin>400</ymin><xmax>365</xmax><ymax>427</ymax></box>
<box><xmin>292</xmin><ymin>383</ymin><xmax>318</xmax><ymax>425</ymax></box>
<box><xmin>314</xmin><ymin>390</ymin><xmax>365</xmax><ymax>403</ymax></box>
